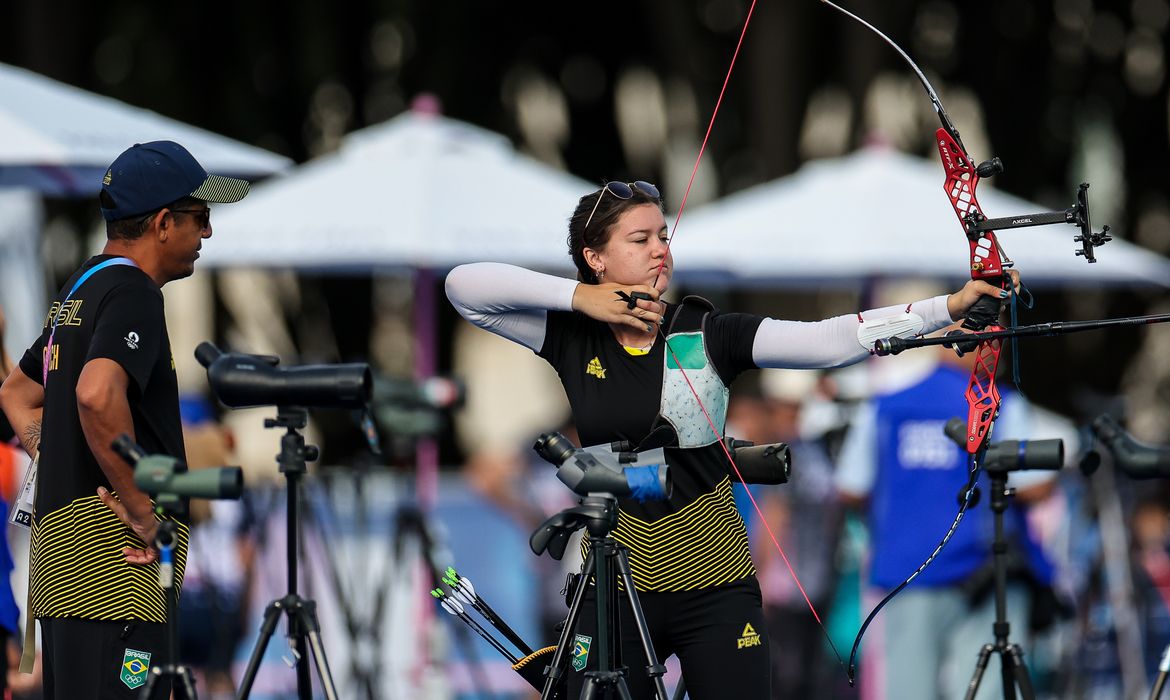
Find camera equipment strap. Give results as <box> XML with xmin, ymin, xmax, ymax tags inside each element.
<box><xmin>11</xmin><ymin>257</ymin><xmax>137</xmax><ymax>532</ymax></box>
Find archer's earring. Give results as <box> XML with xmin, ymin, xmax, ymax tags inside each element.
<box><xmin>597</xmin><ymin>269</ymin><xmax>605</xmax><ymax>281</ymax></box>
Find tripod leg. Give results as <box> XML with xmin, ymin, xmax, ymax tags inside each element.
<box><xmin>296</xmin><ymin>599</ymin><xmax>340</xmax><ymax>700</ymax></box>
<box><xmin>963</xmin><ymin>643</ymin><xmax>995</xmax><ymax>700</ymax></box>
<box><xmin>1004</xmin><ymin>644</ymin><xmax>1035</xmax><ymax>700</ymax></box>
<box><xmin>614</xmin><ymin>549</ymin><xmax>669</xmax><ymax>700</ymax></box>
<box><xmin>303</xmin><ymin>477</ymin><xmax>379</xmax><ymax>699</ymax></box>
<box><xmin>287</xmin><ymin>610</ymin><xmax>313</xmax><ymax>700</ymax></box>
<box><xmin>177</xmin><ymin>667</ymin><xmax>199</xmax><ymax>700</ymax></box>
<box><xmin>543</xmin><ymin>552</ymin><xmax>595</xmax><ymax>700</ymax></box>
<box><xmin>140</xmin><ymin>667</ymin><xmax>162</xmax><ymax>700</ymax></box>
<box><xmin>139</xmin><ymin>666</ymin><xmax>197</xmax><ymax>700</ymax></box>
<box><xmin>1153</xmin><ymin>643</ymin><xmax>1170</xmax><ymax>700</ymax></box>
<box><xmin>999</xmin><ymin>650</ymin><xmax>1018</xmax><ymax>700</ymax></box>
<box><xmin>236</xmin><ymin>599</ymin><xmax>287</xmax><ymax>699</ymax></box>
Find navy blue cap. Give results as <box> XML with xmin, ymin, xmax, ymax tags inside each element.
<box><xmin>99</xmin><ymin>140</ymin><xmax>250</xmax><ymax>221</ymax></box>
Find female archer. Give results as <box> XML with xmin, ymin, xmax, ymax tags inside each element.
<box><xmin>445</xmin><ymin>179</ymin><xmax>1012</xmax><ymax>697</ymax></box>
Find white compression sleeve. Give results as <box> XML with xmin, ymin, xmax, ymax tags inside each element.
<box><xmin>751</xmin><ymin>295</ymin><xmax>954</xmax><ymax>368</ymax></box>
<box><xmin>444</xmin><ymin>262</ymin><xmax>579</xmax><ymax>352</ymax></box>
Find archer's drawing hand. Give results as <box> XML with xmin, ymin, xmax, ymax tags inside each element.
<box><xmin>573</xmin><ymin>283</ymin><xmax>666</xmax><ymax>333</ymax></box>
<box><xmin>97</xmin><ymin>486</ymin><xmax>160</xmax><ymax>565</ymax></box>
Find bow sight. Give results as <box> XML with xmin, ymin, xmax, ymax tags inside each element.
<box><xmin>964</xmin><ymin>178</ymin><xmax>1112</xmax><ymax>264</ymax></box>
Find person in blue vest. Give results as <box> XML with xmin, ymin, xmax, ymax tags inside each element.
<box><xmin>836</xmin><ymin>341</ymin><xmax>1058</xmax><ymax>700</ymax></box>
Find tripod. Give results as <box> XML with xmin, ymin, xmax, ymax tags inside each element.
<box><xmin>139</xmin><ymin>516</ymin><xmax>198</xmax><ymax>700</ymax></box>
<box><xmin>962</xmin><ymin>468</ymin><xmax>1035</xmax><ymax>700</ymax></box>
<box><xmin>236</xmin><ymin>406</ymin><xmax>339</xmax><ymax>700</ymax></box>
<box><xmin>532</xmin><ymin>494</ymin><xmax>669</xmax><ymax>700</ymax></box>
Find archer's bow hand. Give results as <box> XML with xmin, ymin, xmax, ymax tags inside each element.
<box><xmin>946</xmin><ymin>269</ymin><xmax>1021</xmax><ymax>321</ymax></box>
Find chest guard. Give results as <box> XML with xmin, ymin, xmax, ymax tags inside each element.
<box><xmin>656</xmin><ymin>296</ymin><xmax>728</xmax><ymax>448</ymax></box>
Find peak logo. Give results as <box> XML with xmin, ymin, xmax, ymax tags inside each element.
<box><xmin>737</xmin><ymin>622</ymin><xmax>761</xmax><ymax>649</ymax></box>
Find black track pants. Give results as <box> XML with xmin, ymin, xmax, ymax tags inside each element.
<box><xmin>40</xmin><ymin>617</ymin><xmax>170</xmax><ymax>700</ymax></box>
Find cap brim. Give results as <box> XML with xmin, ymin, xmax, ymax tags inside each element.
<box><xmin>190</xmin><ymin>174</ymin><xmax>250</xmax><ymax>203</ymax></box>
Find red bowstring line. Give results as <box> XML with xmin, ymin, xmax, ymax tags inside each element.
<box><xmin>646</xmin><ymin>0</ymin><xmax>845</xmax><ymax>668</ymax></box>
<box><xmin>660</xmin><ymin>337</ymin><xmax>843</xmax><ymax>667</ymax></box>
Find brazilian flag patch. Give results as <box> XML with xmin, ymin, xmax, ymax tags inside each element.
<box><xmin>120</xmin><ymin>648</ymin><xmax>152</xmax><ymax>689</ymax></box>
<box><xmin>572</xmin><ymin>634</ymin><xmax>592</xmax><ymax>672</ymax></box>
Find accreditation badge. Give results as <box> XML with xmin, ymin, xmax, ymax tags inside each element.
<box><xmin>9</xmin><ymin>453</ymin><xmax>36</xmax><ymax>531</ymax></box>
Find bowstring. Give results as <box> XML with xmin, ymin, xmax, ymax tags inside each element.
<box><xmin>644</xmin><ymin>0</ymin><xmax>845</xmax><ymax>668</ymax></box>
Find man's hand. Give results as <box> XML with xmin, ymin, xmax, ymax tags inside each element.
<box><xmin>97</xmin><ymin>486</ymin><xmax>159</xmax><ymax>565</ymax></box>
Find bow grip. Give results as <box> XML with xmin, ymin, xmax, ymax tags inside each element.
<box><xmin>961</xmin><ymin>284</ymin><xmax>1005</xmax><ymax>332</ymax></box>
<box><xmin>948</xmin><ymin>278</ymin><xmax>1005</xmax><ymax>355</ymax></box>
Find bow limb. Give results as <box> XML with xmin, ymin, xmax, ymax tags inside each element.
<box><xmin>823</xmin><ymin>0</ymin><xmax>1009</xmax><ymax>452</ymax></box>
<box><xmin>819</xmin><ymin>0</ymin><xmax>1012</xmax><ymax>682</ymax></box>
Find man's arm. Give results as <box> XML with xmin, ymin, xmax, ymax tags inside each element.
<box><xmin>0</xmin><ymin>369</ymin><xmax>43</xmax><ymax>458</ymax></box>
<box><xmin>76</xmin><ymin>358</ymin><xmax>158</xmax><ymax>564</ymax></box>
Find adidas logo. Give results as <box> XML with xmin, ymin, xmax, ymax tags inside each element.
<box><xmin>586</xmin><ymin>357</ymin><xmax>606</xmax><ymax>380</ymax></box>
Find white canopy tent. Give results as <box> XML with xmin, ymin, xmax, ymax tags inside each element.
<box><xmin>669</xmin><ymin>147</ymin><xmax>1170</xmax><ymax>288</ymax></box>
<box><xmin>0</xmin><ymin>62</ymin><xmax>292</xmax><ymax>196</ymax></box>
<box><xmin>0</xmin><ymin>62</ymin><xmax>292</xmax><ymax>360</ymax></box>
<box><xmin>200</xmin><ymin>111</ymin><xmax>591</xmax><ymax>273</ymax></box>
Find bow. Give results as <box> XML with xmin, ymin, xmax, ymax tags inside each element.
<box><xmin>821</xmin><ymin>0</ymin><xmax>1112</xmax><ymax>455</ymax></box>
<box><xmin>818</xmin><ymin>0</ymin><xmax>1114</xmax><ymax>681</ymax></box>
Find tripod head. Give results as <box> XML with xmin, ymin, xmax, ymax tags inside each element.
<box><xmin>530</xmin><ymin>496</ymin><xmax>619</xmax><ymax>560</ymax></box>
<box><xmin>263</xmin><ymin>406</ymin><xmax>321</xmax><ymax>477</ymax></box>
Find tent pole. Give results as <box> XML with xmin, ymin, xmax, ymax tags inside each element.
<box><xmin>413</xmin><ymin>267</ymin><xmax>439</xmax><ymax>510</ymax></box>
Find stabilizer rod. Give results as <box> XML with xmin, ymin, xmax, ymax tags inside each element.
<box><xmin>874</xmin><ymin>313</ymin><xmax>1170</xmax><ymax>356</ymax></box>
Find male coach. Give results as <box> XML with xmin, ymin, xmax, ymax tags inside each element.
<box><xmin>0</xmin><ymin>141</ymin><xmax>249</xmax><ymax>698</ymax></box>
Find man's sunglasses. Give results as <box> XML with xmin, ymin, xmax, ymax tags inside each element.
<box><xmin>582</xmin><ymin>180</ymin><xmax>661</xmax><ymax>236</ymax></box>
<box><xmin>170</xmin><ymin>207</ymin><xmax>212</xmax><ymax>230</ymax></box>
